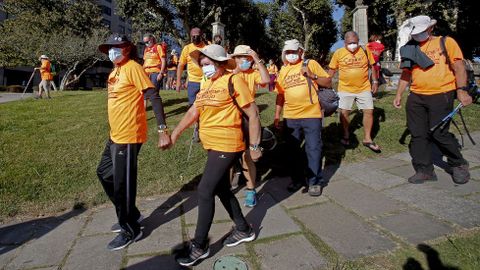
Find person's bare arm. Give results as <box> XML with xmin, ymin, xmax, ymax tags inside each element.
<box><xmin>453</xmin><ymin>59</ymin><xmax>472</xmax><ymax>106</ymax></box>
<box><xmin>393</xmin><ymin>69</ymin><xmax>412</xmax><ymax>109</ymax></box>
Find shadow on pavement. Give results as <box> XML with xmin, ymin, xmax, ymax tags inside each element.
<box><xmin>0</xmin><ymin>206</ymin><xmax>86</xmax><ymax>256</ymax></box>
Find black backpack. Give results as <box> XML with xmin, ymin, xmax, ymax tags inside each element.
<box><xmin>303</xmin><ymin>59</ymin><xmax>339</xmax><ymax>117</ymax></box>
<box><xmin>227</xmin><ymin>75</ymin><xmax>277</xmax><ymax>151</ymax></box>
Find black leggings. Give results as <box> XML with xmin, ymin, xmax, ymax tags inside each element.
<box><xmin>194</xmin><ymin>150</ymin><xmax>249</xmax><ymax>247</ymax></box>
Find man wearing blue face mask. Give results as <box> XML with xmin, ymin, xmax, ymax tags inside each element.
<box><xmin>97</xmin><ymin>34</ymin><xmax>171</xmax><ymax>251</ymax></box>
<box><xmin>230</xmin><ymin>45</ymin><xmax>270</xmax><ymax>207</ymax></box>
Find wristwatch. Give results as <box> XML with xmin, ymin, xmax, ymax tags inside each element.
<box><xmin>158</xmin><ymin>124</ymin><xmax>168</xmax><ymax>134</ymax></box>
<box><xmin>249</xmin><ymin>144</ymin><xmax>263</xmax><ymax>152</ymax></box>
<box><xmin>457</xmin><ymin>86</ymin><xmax>469</xmax><ymax>91</ymax></box>
<box><xmin>257</xmin><ymin>59</ymin><xmax>265</xmax><ymax>65</ymax></box>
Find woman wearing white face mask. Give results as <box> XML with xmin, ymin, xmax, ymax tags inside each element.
<box><xmin>96</xmin><ymin>34</ymin><xmax>171</xmax><ymax>251</ymax></box>
<box><xmin>170</xmin><ymin>44</ymin><xmax>262</xmax><ymax>266</ymax></box>
<box><xmin>275</xmin><ymin>39</ymin><xmax>331</xmax><ymax>197</ymax></box>
<box><xmin>229</xmin><ymin>45</ymin><xmax>270</xmax><ymax>208</ymax></box>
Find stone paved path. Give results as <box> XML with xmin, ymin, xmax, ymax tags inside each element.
<box><xmin>1</xmin><ymin>134</ymin><xmax>479</xmax><ymax>270</ymax></box>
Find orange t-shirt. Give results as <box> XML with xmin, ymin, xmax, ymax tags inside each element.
<box><xmin>179</xmin><ymin>43</ymin><xmax>206</xmax><ymax>83</ymax></box>
<box><xmin>328</xmin><ymin>47</ymin><xmax>375</xmax><ymax>93</ymax></box>
<box><xmin>167</xmin><ymin>55</ymin><xmax>178</xmax><ymax>71</ymax></box>
<box><xmin>108</xmin><ymin>60</ymin><xmax>154</xmax><ymax>144</ymax></box>
<box><xmin>194</xmin><ymin>73</ymin><xmax>254</xmax><ymax>152</ymax></box>
<box><xmin>143</xmin><ymin>44</ymin><xmax>165</xmax><ymax>74</ymax></box>
<box><xmin>276</xmin><ymin>60</ymin><xmax>329</xmax><ymax>119</ymax></box>
<box><xmin>237</xmin><ymin>69</ymin><xmax>264</xmax><ymax>96</ymax></box>
<box><xmin>40</xmin><ymin>60</ymin><xmax>53</xmax><ymax>81</ymax></box>
<box><xmin>267</xmin><ymin>63</ymin><xmax>278</xmax><ymax>75</ymax></box>
<box><xmin>410</xmin><ymin>36</ymin><xmax>463</xmax><ymax>95</ymax></box>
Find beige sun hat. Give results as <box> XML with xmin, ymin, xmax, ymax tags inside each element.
<box><xmin>282</xmin><ymin>39</ymin><xmax>305</xmax><ymax>52</ymax></box>
<box><xmin>189</xmin><ymin>44</ymin><xmax>236</xmax><ymax>69</ymax></box>
<box><xmin>230</xmin><ymin>45</ymin><xmax>251</xmax><ymax>57</ymax></box>
<box><xmin>410</xmin><ymin>15</ymin><xmax>437</xmax><ymax>35</ymax></box>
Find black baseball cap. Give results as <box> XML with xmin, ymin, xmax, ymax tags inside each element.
<box><xmin>98</xmin><ymin>34</ymin><xmax>133</xmax><ymax>54</ymax></box>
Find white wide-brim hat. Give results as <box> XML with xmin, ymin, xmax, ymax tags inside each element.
<box><xmin>189</xmin><ymin>44</ymin><xmax>236</xmax><ymax>70</ymax></box>
<box><xmin>230</xmin><ymin>45</ymin><xmax>251</xmax><ymax>57</ymax></box>
<box><xmin>410</xmin><ymin>15</ymin><xmax>437</xmax><ymax>35</ymax></box>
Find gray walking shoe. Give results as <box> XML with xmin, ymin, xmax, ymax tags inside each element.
<box><xmin>451</xmin><ymin>163</ymin><xmax>470</xmax><ymax>184</ymax></box>
<box><xmin>408</xmin><ymin>171</ymin><xmax>438</xmax><ymax>184</ymax></box>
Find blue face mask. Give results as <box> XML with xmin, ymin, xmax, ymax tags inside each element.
<box><xmin>239</xmin><ymin>59</ymin><xmax>252</xmax><ymax>71</ymax></box>
<box><xmin>108</xmin><ymin>47</ymin><xmax>123</xmax><ymax>63</ymax></box>
<box><xmin>202</xmin><ymin>64</ymin><xmax>217</xmax><ymax>78</ymax></box>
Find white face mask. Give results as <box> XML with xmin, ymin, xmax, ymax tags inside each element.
<box><xmin>108</xmin><ymin>47</ymin><xmax>123</xmax><ymax>63</ymax></box>
<box><xmin>285</xmin><ymin>53</ymin><xmax>299</xmax><ymax>64</ymax></box>
<box><xmin>412</xmin><ymin>31</ymin><xmax>429</xmax><ymax>42</ymax></box>
<box><xmin>202</xmin><ymin>64</ymin><xmax>217</xmax><ymax>78</ymax></box>
<box><xmin>347</xmin><ymin>43</ymin><xmax>358</xmax><ymax>52</ymax></box>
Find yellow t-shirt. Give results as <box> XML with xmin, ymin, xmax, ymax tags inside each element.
<box><xmin>40</xmin><ymin>60</ymin><xmax>53</xmax><ymax>81</ymax></box>
<box><xmin>328</xmin><ymin>47</ymin><xmax>375</xmax><ymax>93</ymax></box>
<box><xmin>179</xmin><ymin>43</ymin><xmax>206</xmax><ymax>83</ymax></box>
<box><xmin>410</xmin><ymin>36</ymin><xmax>463</xmax><ymax>95</ymax></box>
<box><xmin>267</xmin><ymin>64</ymin><xmax>278</xmax><ymax>75</ymax></box>
<box><xmin>237</xmin><ymin>69</ymin><xmax>263</xmax><ymax>96</ymax></box>
<box><xmin>194</xmin><ymin>73</ymin><xmax>254</xmax><ymax>152</ymax></box>
<box><xmin>108</xmin><ymin>60</ymin><xmax>154</xmax><ymax>144</ymax></box>
<box><xmin>167</xmin><ymin>55</ymin><xmax>178</xmax><ymax>71</ymax></box>
<box><xmin>276</xmin><ymin>60</ymin><xmax>329</xmax><ymax>119</ymax></box>
<box><xmin>143</xmin><ymin>44</ymin><xmax>165</xmax><ymax>74</ymax></box>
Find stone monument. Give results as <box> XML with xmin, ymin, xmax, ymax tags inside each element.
<box><xmin>352</xmin><ymin>0</ymin><xmax>368</xmax><ymax>45</ymax></box>
<box><xmin>212</xmin><ymin>7</ymin><xmax>225</xmax><ymax>46</ymax></box>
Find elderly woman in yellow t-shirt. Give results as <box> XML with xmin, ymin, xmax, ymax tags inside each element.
<box><xmin>170</xmin><ymin>44</ymin><xmax>261</xmax><ymax>267</ymax></box>
<box><xmin>230</xmin><ymin>45</ymin><xmax>270</xmax><ymax>208</ymax></box>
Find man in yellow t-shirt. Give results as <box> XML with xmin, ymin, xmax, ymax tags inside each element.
<box><xmin>176</xmin><ymin>27</ymin><xmax>206</xmax><ymax>104</ymax></box>
<box><xmin>34</xmin><ymin>55</ymin><xmax>53</xmax><ymax>99</ymax></box>
<box><xmin>267</xmin><ymin>59</ymin><xmax>278</xmax><ymax>91</ymax></box>
<box><xmin>393</xmin><ymin>16</ymin><xmax>472</xmax><ymax>184</ymax></box>
<box><xmin>230</xmin><ymin>45</ymin><xmax>270</xmax><ymax>207</ymax></box>
<box><xmin>328</xmin><ymin>31</ymin><xmax>380</xmax><ymax>153</ymax></box>
<box><xmin>166</xmin><ymin>49</ymin><xmax>178</xmax><ymax>90</ymax></box>
<box><xmin>275</xmin><ymin>39</ymin><xmax>331</xmax><ymax>197</ymax></box>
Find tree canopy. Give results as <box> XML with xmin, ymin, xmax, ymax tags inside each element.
<box><xmin>0</xmin><ymin>0</ymin><xmax>109</xmax><ymax>89</ymax></box>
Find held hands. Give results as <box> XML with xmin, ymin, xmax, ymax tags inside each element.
<box><xmin>157</xmin><ymin>132</ymin><xmax>172</xmax><ymax>150</ymax></box>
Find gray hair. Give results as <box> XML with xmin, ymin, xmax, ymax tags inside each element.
<box><xmin>344</xmin><ymin>31</ymin><xmax>359</xmax><ymax>40</ymax></box>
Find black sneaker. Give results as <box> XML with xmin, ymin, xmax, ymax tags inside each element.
<box><xmin>111</xmin><ymin>215</ymin><xmax>144</xmax><ymax>233</ymax></box>
<box><xmin>452</xmin><ymin>163</ymin><xmax>470</xmax><ymax>184</ymax></box>
<box><xmin>223</xmin><ymin>226</ymin><xmax>255</xmax><ymax>247</ymax></box>
<box><xmin>408</xmin><ymin>171</ymin><xmax>438</xmax><ymax>184</ymax></box>
<box><xmin>107</xmin><ymin>230</ymin><xmax>143</xmax><ymax>251</ymax></box>
<box><xmin>176</xmin><ymin>242</ymin><xmax>210</xmax><ymax>267</ymax></box>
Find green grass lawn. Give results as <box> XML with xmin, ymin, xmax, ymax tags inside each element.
<box><xmin>0</xmin><ymin>89</ymin><xmax>479</xmax><ymax>221</ymax></box>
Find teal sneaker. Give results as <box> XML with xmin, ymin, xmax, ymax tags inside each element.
<box><xmin>244</xmin><ymin>189</ymin><xmax>257</xmax><ymax>207</ymax></box>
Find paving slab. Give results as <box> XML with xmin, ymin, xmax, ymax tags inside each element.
<box><xmin>462</xmin><ymin>149</ymin><xmax>480</xmax><ymax>163</ymax></box>
<box><xmin>361</xmin><ymin>157</ymin><xmax>410</xmax><ymax>171</ymax></box>
<box><xmin>0</xmin><ymin>220</ymin><xmax>37</xmax><ymax>245</ymax></box>
<box><xmin>384</xmin><ymin>184</ymin><xmax>480</xmax><ymax>228</ymax></box>
<box><xmin>255</xmin><ymin>235</ymin><xmax>327</xmax><ymax>270</ymax></box>
<box><xmin>389</xmin><ymin>152</ymin><xmax>412</xmax><ymax>162</ymax></box>
<box><xmin>127</xmin><ymin>208</ymin><xmax>183</xmax><ymax>256</ymax></box>
<box><xmin>260</xmin><ymin>177</ymin><xmax>329</xmax><ymax>210</ymax></box>
<box><xmin>0</xmin><ymin>246</ymin><xmax>18</xmax><ymax>268</ymax></box>
<box><xmin>137</xmin><ymin>194</ymin><xmax>185</xmax><ymax>214</ymax></box>
<box><xmin>471</xmin><ymin>168</ymin><xmax>480</xmax><ymax>180</ymax></box>
<box><xmin>244</xmin><ymin>193</ymin><xmax>301</xmax><ymax>240</ymax></box>
<box><xmin>292</xmin><ymin>203</ymin><xmax>396</xmax><ymax>259</ymax></box>
<box><xmin>375</xmin><ymin>210</ymin><xmax>454</xmax><ymax>244</ymax></box>
<box><xmin>186</xmin><ymin>222</ymin><xmax>248</xmax><ymax>270</ymax></box>
<box><xmin>324</xmin><ymin>180</ymin><xmax>405</xmax><ymax>218</ymax></box>
<box><xmin>63</xmin><ymin>235</ymin><xmax>123</xmax><ymax>270</ymax></box>
<box><xmin>466</xmin><ymin>193</ymin><xmax>480</xmax><ymax>203</ymax></box>
<box><xmin>337</xmin><ymin>163</ymin><xmax>406</xmax><ymax>190</ymax></box>
<box><xmin>6</xmin><ymin>216</ymin><xmax>85</xmax><ymax>270</ymax></box>
<box><xmin>83</xmin><ymin>206</ymin><xmax>118</xmax><ymax>236</ymax></box>
<box><xmin>125</xmin><ymin>255</ymin><xmax>184</xmax><ymax>270</ymax></box>
<box><xmin>424</xmin><ymin>170</ymin><xmax>480</xmax><ymax>196</ymax></box>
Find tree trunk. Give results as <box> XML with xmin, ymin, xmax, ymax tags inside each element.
<box><xmin>292</xmin><ymin>3</ymin><xmax>311</xmax><ymax>51</ymax></box>
<box><xmin>59</xmin><ymin>59</ymin><xmax>99</xmax><ymax>90</ymax></box>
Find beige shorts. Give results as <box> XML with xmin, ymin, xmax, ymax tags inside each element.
<box><xmin>338</xmin><ymin>90</ymin><xmax>374</xmax><ymax>110</ymax></box>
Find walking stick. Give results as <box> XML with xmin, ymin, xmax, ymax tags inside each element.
<box><xmin>21</xmin><ymin>69</ymin><xmax>37</xmax><ymax>98</ymax></box>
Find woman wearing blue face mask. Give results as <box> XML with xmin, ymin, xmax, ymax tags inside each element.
<box><xmin>230</xmin><ymin>45</ymin><xmax>270</xmax><ymax>207</ymax></box>
<box><xmin>170</xmin><ymin>44</ymin><xmax>262</xmax><ymax>266</ymax></box>
<box><xmin>96</xmin><ymin>34</ymin><xmax>171</xmax><ymax>251</ymax></box>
